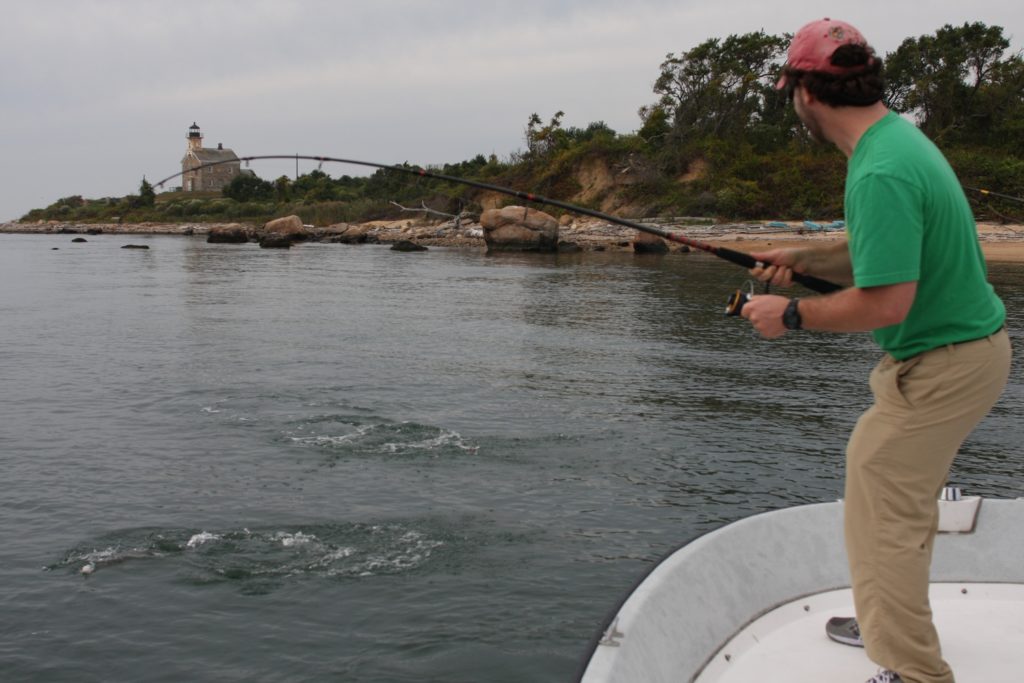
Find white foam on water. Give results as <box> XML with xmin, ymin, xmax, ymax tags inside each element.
<box><xmin>382</xmin><ymin>427</ymin><xmax>478</xmax><ymax>455</ymax></box>
<box><xmin>354</xmin><ymin>529</ymin><xmax>445</xmax><ymax>576</ymax></box>
<box><xmin>291</xmin><ymin>421</ymin><xmax>478</xmax><ymax>456</ymax></box>
<box><xmin>68</xmin><ymin>545</ymin><xmax>153</xmax><ymax>574</ymax></box>
<box><xmin>274</xmin><ymin>531</ymin><xmax>319</xmax><ymax>548</ymax></box>
<box><xmin>306</xmin><ymin>546</ymin><xmax>356</xmax><ymax>574</ymax></box>
<box><xmin>322</xmin><ymin>546</ymin><xmax>355</xmax><ymax>561</ymax></box>
<box><xmin>82</xmin><ymin>547</ymin><xmax>122</xmax><ymax>563</ymax></box>
<box><xmin>58</xmin><ymin>523</ymin><xmax>444</xmax><ymax>583</ymax></box>
<box><xmin>186</xmin><ymin>531</ymin><xmax>221</xmax><ymax>548</ymax></box>
<box><xmin>290</xmin><ymin>423</ymin><xmax>375</xmax><ymax>446</ymax></box>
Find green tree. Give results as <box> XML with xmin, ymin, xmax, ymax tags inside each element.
<box><xmin>653</xmin><ymin>31</ymin><xmax>789</xmax><ymax>144</ymax></box>
<box><xmin>637</xmin><ymin>104</ymin><xmax>671</xmax><ymax>149</ymax></box>
<box><xmin>273</xmin><ymin>175</ymin><xmax>293</xmax><ymax>203</ymax></box>
<box><xmin>524</xmin><ymin>111</ymin><xmax>566</xmax><ymax>158</ymax></box>
<box><xmin>981</xmin><ymin>55</ymin><xmax>1024</xmax><ymax>153</ymax></box>
<box><xmin>292</xmin><ymin>169</ymin><xmax>345</xmax><ymax>201</ymax></box>
<box><xmin>138</xmin><ymin>178</ymin><xmax>156</xmax><ymax>207</ymax></box>
<box><xmin>885</xmin><ymin>23</ymin><xmax>1016</xmax><ymax>146</ymax></box>
<box><xmin>223</xmin><ymin>173</ymin><xmax>274</xmax><ymax>202</ymax></box>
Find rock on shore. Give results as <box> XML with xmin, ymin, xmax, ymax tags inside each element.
<box><xmin>207</xmin><ymin>225</ymin><xmax>251</xmax><ymax>243</ymax></box>
<box><xmin>4</xmin><ymin>219</ymin><xmax>1023</xmax><ymax>262</ymax></box>
<box><xmin>480</xmin><ymin>205</ymin><xmax>559</xmax><ymax>252</ymax></box>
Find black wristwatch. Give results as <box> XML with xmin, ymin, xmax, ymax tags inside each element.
<box><xmin>782</xmin><ymin>297</ymin><xmax>802</xmax><ymax>330</ymax></box>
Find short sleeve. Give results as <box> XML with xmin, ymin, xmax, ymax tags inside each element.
<box><xmin>846</xmin><ymin>174</ymin><xmax>924</xmax><ymax>288</ymax></box>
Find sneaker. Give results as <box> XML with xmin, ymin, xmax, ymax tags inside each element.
<box><xmin>866</xmin><ymin>669</ymin><xmax>902</xmax><ymax>683</ymax></box>
<box><xmin>825</xmin><ymin>616</ymin><xmax>864</xmax><ymax>647</ymax></box>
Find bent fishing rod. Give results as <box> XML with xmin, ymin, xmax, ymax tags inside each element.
<box><xmin>964</xmin><ymin>186</ymin><xmax>1024</xmax><ymax>204</ymax></box>
<box><xmin>152</xmin><ymin>154</ymin><xmax>843</xmax><ymax>301</ymax></box>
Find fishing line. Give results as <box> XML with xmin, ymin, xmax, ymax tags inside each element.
<box><xmin>153</xmin><ymin>154</ymin><xmax>843</xmax><ymax>295</ymax></box>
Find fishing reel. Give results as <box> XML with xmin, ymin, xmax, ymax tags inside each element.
<box><xmin>725</xmin><ymin>280</ymin><xmax>768</xmax><ymax>317</ymax></box>
<box><xmin>725</xmin><ymin>289</ymin><xmax>750</xmax><ymax>317</ymax></box>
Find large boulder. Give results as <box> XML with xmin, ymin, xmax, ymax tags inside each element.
<box><xmin>258</xmin><ymin>233</ymin><xmax>293</xmax><ymax>249</ymax></box>
<box><xmin>207</xmin><ymin>225</ymin><xmax>250</xmax><ymax>244</ymax></box>
<box><xmin>633</xmin><ymin>231</ymin><xmax>669</xmax><ymax>254</ymax></box>
<box><xmin>261</xmin><ymin>215</ymin><xmax>312</xmax><ymax>243</ymax></box>
<box><xmin>327</xmin><ymin>223</ymin><xmax>373</xmax><ymax>244</ymax></box>
<box><xmin>480</xmin><ymin>206</ymin><xmax>558</xmax><ymax>252</ymax></box>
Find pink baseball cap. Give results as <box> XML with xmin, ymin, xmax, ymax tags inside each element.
<box><xmin>777</xmin><ymin>18</ymin><xmax>869</xmax><ymax>88</ymax></box>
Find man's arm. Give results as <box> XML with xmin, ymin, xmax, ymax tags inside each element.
<box><xmin>741</xmin><ymin>281</ymin><xmax>917</xmax><ymax>339</ymax></box>
<box><xmin>752</xmin><ymin>240</ymin><xmax>855</xmax><ymax>288</ymax></box>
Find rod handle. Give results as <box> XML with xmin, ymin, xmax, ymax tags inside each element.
<box><xmin>715</xmin><ymin>246</ymin><xmax>842</xmax><ymax>294</ymax></box>
<box><xmin>790</xmin><ymin>272</ymin><xmax>843</xmax><ymax>294</ymax></box>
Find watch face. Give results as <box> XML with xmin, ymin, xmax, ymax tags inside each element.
<box><xmin>783</xmin><ymin>299</ymin><xmax>801</xmax><ymax>330</ymax></box>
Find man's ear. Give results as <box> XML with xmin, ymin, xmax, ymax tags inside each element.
<box><xmin>795</xmin><ymin>86</ymin><xmax>816</xmax><ymax>106</ymax></box>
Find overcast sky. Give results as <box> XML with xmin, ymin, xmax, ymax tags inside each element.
<box><xmin>1</xmin><ymin>0</ymin><xmax>1019</xmax><ymax>221</ymax></box>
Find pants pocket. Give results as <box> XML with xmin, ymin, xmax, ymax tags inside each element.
<box><xmin>869</xmin><ymin>354</ymin><xmax>922</xmax><ymax>410</ymax></box>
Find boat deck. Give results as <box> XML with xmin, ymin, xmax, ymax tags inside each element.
<box><xmin>697</xmin><ymin>583</ymin><xmax>1024</xmax><ymax>682</ymax></box>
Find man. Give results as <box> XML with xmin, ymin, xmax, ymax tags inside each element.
<box><xmin>740</xmin><ymin>18</ymin><xmax>1011</xmax><ymax>683</ymax></box>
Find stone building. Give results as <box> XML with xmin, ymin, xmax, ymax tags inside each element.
<box><xmin>180</xmin><ymin>122</ymin><xmax>243</xmax><ymax>192</ymax></box>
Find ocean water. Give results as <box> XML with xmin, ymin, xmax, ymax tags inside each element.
<box><xmin>1</xmin><ymin>233</ymin><xmax>1021</xmax><ymax>682</ymax></box>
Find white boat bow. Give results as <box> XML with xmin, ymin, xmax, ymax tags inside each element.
<box><xmin>578</xmin><ymin>496</ymin><xmax>1024</xmax><ymax>683</ymax></box>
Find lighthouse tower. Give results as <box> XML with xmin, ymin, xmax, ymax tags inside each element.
<box><xmin>187</xmin><ymin>122</ymin><xmax>203</xmax><ymax>151</ymax></box>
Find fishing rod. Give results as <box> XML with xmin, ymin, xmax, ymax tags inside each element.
<box><xmin>153</xmin><ymin>154</ymin><xmax>843</xmax><ymax>299</ymax></box>
<box><xmin>964</xmin><ymin>186</ymin><xmax>1024</xmax><ymax>204</ymax></box>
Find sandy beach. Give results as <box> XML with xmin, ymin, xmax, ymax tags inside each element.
<box><xmin>3</xmin><ymin>218</ymin><xmax>1023</xmax><ymax>263</ymax></box>
<box><xmin>685</xmin><ymin>221</ymin><xmax>1024</xmax><ymax>264</ymax></box>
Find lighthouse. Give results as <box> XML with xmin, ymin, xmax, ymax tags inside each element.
<box><xmin>180</xmin><ymin>123</ymin><xmax>242</xmax><ymax>193</ymax></box>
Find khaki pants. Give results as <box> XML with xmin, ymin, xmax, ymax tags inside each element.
<box><xmin>844</xmin><ymin>328</ymin><xmax>1011</xmax><ymax>683</ymax></box>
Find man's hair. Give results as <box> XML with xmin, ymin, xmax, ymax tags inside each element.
<box><xmin>782</xmin><ymin>44</ymin><xmax>885</xmax><ymax>107</ymax></box>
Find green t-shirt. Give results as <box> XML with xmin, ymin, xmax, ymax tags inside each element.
<box><xmin>845</xmin><ymin>111</ymin><xmax>1005</xmax><ymax>360</ymax></box>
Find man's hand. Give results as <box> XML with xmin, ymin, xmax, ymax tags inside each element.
<box><xmin>740</xmin><ymin>294</ymin><xmax>791</xmax><ymax>339</ymax></box>
<box><xmin>750</xmin><ymin>241</ymin><xmax>855</xmax><ymax>288</ymax></box>
<box><xmin>749</xmin><ymin>249</ymin><xmax>802</xmax><ymax>287</ymax></box>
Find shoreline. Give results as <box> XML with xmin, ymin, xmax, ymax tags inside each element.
<box><xmin>4</xmin><ymin>219</ymin><xmax>1024</xmax><ymax>263</ymax></box>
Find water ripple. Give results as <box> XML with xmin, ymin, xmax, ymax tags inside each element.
<box><xmin>288</xmin><ymin>419</ymin><xmax>479</xmax><ymax>458</ymax></box>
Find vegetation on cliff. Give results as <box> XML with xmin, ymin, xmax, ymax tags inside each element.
<box><xmin>22</xmin><ymin>22</ymin><xmax>1023</xmax><ymax>226</ymax></box>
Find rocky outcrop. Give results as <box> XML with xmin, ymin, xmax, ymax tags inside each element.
<box><xmin>262</xmin><ymin>215</ymin><xmax>310</xmax><ymax>240</ymax></box>
<box><xmin>256</xmin><ymin>215</ymin><xmax>314</xmax><ymax>248</ymax></box>
<box><xmin>480</xmin><ymin>206</ymin><xmax>558</xmax><ymax>252</ymax></box>
<box><xmin>326</xmin><ymin>223</ymin><xmax>373</xmax><ymax>244</ymax></box>
<box><xmin>390</xmin><ymin>240</ymin><xmax>428</xmax><ymax>252</ymax></box>
<box><xmin>258</xmin><ymin>234</ymin><xmax>293</xmax><ymax>249</ymax></box>
<box><xmin>632</xmin><ymin>231</ymin><xmax>669</xmax><ymax>254</ymax></box>
<box><xmin>207</xmin><ymin>225</ymin><xmax>250</xmax><ymax>243</ymax></box>
<box><xmin>256</xmin><ymin>215</ymin><xmax>317</xmax><ymax>248</ymax></box>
